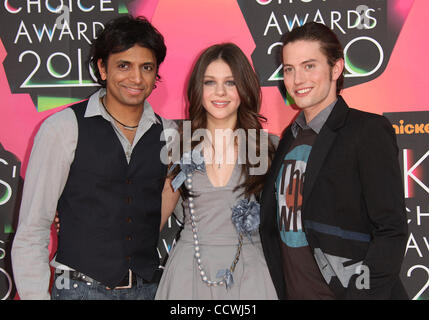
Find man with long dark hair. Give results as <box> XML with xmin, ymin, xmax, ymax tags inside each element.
<box><xmin>260</xmin><ymin>22</ymin><xmax>408</xmax><ymax>300</ymax></box>
<box><xmin>12</xmin><ymin>15</ymin><xmax>175</xmax><ymax>300</ymax></box>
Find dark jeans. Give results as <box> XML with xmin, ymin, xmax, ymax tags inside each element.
<box><xmin>51</xmin><ymin>272</ymin><xmax>158</xmax><ymax>300</ymax></box>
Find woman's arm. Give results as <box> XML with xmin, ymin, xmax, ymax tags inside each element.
<box><xmin>160</xmin><ymin>178</ymin><xmax>180</xmax><ymax>231</ymax></box>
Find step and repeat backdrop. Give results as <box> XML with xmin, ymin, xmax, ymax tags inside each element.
<box><xmin>0</xmin><ymin>0</ymin><xmax>427</xmax><ymax>300</ymax></box>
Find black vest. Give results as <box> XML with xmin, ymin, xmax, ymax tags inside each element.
<box><xmin>56</xmin><ymin>100</ymin><xmax>167</xmax><ymax>288</ymax></box>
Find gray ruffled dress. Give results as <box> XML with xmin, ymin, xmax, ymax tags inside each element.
<box><xmin>155</xmin><ymin>163</ymin><xmax>278</xmax><ymax>300</ymax></box>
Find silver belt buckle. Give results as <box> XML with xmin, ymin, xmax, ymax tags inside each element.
<box><xmin>112</xmin><ymin>269</ymin><xmax>132</xmax><ymax>290</ymax></box>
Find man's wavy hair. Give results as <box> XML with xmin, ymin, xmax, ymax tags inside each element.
<box><xmin>281</xmin><ymin>22</ymin><xmax>344</xmax><ymax>95</ymax></box>
<box><xmin>90</xmin><ymin>15</ymin><xmax>166</xmax><ymax>87</ymax></box>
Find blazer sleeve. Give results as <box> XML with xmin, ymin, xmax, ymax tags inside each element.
<box><xmin>345</xmin><ymin>115</ymin><xmax>408</xmax><ymax>299</ymax></box>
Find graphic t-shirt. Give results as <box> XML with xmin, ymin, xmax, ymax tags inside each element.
<box><xmin>276</xmin><ymin>128</ymin><xmax>335</xmax><ymax>299</ymax></box>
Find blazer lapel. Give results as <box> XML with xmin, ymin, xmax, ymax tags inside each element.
<box><xmin>302</xmin><ymin>97</ymin><xmax>349</xmax><ymax>212</ymax></box>
<box><xmin>269</xmin><ymin>128</ymin><xmax>294</xmax><ymax>187</ymax></box>
<box><xmin>261</xmin><ymin>127</ymin><xmax>294</xmax><ymax>224</ymax></box>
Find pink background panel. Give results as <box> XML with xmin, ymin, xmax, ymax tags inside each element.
<box><xmin>0</xmin><ymin>0</ymin><xmax>428</xmax><ymax>175</ymax></box>
<box><xmin>342</xmin><ymin>0</ymin><xmax>429</xmax><ymax>115</ymax></box>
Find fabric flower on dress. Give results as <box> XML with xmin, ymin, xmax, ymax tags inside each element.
<box><xmin>231</xmin><ymin>199</ymin><xmax>260</xmax><ymax>242</ymax></box>
<box><xmin>169</xmin><ymin>150</ymin><xmax>205</xmax><ymax>191</ymax></box>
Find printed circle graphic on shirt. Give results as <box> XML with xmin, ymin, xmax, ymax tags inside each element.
<box><xmin>276</xmin><ymin>144</ymin><xmax>312</xmax><ymax>248</ymax></box>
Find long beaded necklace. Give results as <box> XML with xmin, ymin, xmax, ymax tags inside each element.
<box><xmin>169</xmin><ymin>149</ymin><xmax>260</xmax><ymax>290</ymax></box>
<box><xmin>185</xmin><ymin>170</ymin><xmax>242</xmax><ymax>288</ymax></box>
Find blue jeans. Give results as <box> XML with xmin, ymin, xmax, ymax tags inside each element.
<box><xmin>51</xmin><ymin>272</ymin><xmax>158</xmax><ymax>300</ymax></box>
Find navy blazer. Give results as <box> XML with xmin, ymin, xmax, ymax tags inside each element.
<box><xmin>260</xmin><ymin>96</ymin><xmax>408</xmax><ymax>300</ymax></box>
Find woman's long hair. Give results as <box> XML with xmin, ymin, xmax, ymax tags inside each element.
<box><xmin>175</xmin><ymin>43</ymin><xmax>275</xmax><ymax>198</ymax></box>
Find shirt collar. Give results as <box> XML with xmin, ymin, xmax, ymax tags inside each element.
<box><xmin>291</xmin><ymin>98</ymin><xmax>337</xmax><ymax>137</ymax></box>
<box><xmin>84</xmin><ymin>88</ymin><xmax>160</xmax><ymax>125</ymax></box>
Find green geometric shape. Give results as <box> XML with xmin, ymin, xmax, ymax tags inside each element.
<box><xmin>25</xmin><ymin>80</ymin><xmax>95</xmax><ymax>86</ymax></box>
<box><xmin>118</xmin><ymin>2</ymin><xmax>129</xmax><ymax>13</ymax></box>
<box><xmin>345</xmin><ymin>54</ymin><xmax>367</xmax><ymax>75</ymax></box>
<box><xmin>284</xmin><ymin>91</ymin><xmax>295</xmax><ymax>106</ymax></box>
<box><xmin>4</xmin><ymin>224</ymin><xmax>14</xmax><ymax>234</ymax></box>
<box><xmin>272</xmin><ymin>68</ymin><xmax>283</xmax><ymax>81</ymax></box>
<box><xmin>47</xmin><ymin>61</ymin><xmax>64</xmax><ymax>78</ymax></box>
<box><xmin>0</xmin><ymin>188</ymin><xmax>10</xmax><ymax>204</ymax></box>
<box><xmin>37</xmin><ymin>96</ymin><xmax>82</xmax><ymax>112</ymax></box>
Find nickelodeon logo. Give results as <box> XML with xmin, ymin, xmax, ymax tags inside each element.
<box><xmin>392</xmin><ymin>120</ymin><xmax>429</xmax><ymax>135</ymax></box>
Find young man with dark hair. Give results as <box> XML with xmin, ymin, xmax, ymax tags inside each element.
<box><xmin>12</xmin><ymin>15</ymin><xmax>176</xmax><ymax>300</ymax></box>
<box><xmin>260</xmin><ymin>22</ymin><xmax>408</xmax><ymax>300</ymax></box>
